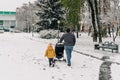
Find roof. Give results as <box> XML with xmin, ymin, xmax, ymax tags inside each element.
<box><xmin>0</xmin><ymin>11</ymin><xmax>16</xmax><ymax>15</ymax></box>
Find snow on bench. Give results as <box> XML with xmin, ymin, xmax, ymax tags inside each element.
<box><xmin>94</xmin><ymin>41</ymin><xmax>119</xmax><ymax>53</ymax></box>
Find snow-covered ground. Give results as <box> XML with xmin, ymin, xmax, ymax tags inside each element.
<box><xmin>0</xmin><ymin>32</ymin><xmax>120</xmax><ymax>80</ymax></box>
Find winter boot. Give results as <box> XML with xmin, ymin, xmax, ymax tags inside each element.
<box><xmin>52</xmin><ymin>62</ymin><xmax>55</xmax><ymax>67</ymax></box>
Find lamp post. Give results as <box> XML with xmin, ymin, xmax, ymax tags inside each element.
<box><xmin>79</xmin><ymin>21</ymin><xmax>83</xmax><ymax>32</ymax></box>
<box><xmin>57</xmin><ymin>20</ymin><xmax>60</xmax><ymax>41</ymax></box>
<box><xmin>32</xmin><ymin>24</ymin><xmax>34</xmax><ymax>37</ymax></box>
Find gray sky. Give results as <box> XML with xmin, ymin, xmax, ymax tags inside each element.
<box><xmin>0</xmin><ymin>0</ymin><xmax>36</xmax><ymax>11</ymax></box>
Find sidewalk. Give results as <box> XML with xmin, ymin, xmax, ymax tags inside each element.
<box><xmin>30</xmin><ymin>32</ymin><xmax>120</xmax><ymax>80</ymax></box>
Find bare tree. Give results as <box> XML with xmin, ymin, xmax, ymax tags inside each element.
<box><xmin>16</xmin><ymin>2</ymin><xmax>39</xmax><ymax>32</ymax></box>
<box><xmin>87</xmin><ymin>0</ymin><xmax>98</xmax><ymax>42</ymax></box>
<box><xmin>94</xmin><ymin>0</ymin><xmax>102</xmax><ymax>43</ymax></box>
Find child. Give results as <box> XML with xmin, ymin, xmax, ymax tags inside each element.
<box><xmin>45</xmin><ymin>43</ymin><xmax>56</xmax><ymax>67</ymax></box>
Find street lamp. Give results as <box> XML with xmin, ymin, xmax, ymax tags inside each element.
<box><xmin>32</xmin><ymin>24</ymin><xmax>35</xmax><ymax>37</ymax></box>
<box><xmin>57</xmin><ymin>20</ymin><xmax>60</xmax><ymax>41</ymax></box>
<box><xmin>79</xmin><ymin>21</ymin><xmax>83</xmax><ymax>32</ymax></box>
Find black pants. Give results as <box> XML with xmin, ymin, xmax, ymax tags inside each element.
<box><xmin>48</xmin><ymin>58</ymin><xmax>55</xmax><ymax>66</ymax></box>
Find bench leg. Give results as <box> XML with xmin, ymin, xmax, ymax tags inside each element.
<box><xmin>94</xmin><ymin>44</ymin><xmax>99</xmax><ymax>50</ymax></box>
<box><xmin>116</xmin><ymin>50</ymin><xmax>118</xmax><ymax>53</ymax></box>
<box><xmin>102</xmin><ymin>48</ymin><xmax>104</xmax><ymax>51</ymax></box>
<box><xmin>116</xmin><ymin>47</ymin><xmax>119</xmax><ymax>53</ymax></box>
<box><xmin>112</xmin><ymin>49</ymin><xmax>113</xmax><ymax>53</ymax></box>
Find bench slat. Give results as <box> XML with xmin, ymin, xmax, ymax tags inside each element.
<box><xmin>94</xmin><ymin>42</ymin><xmax>119</xmax><ymax>53</ymax></box>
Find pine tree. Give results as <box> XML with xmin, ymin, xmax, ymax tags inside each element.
<box><xmin>36</xmin><ymin>0</ymin><xmax>65</xmax><ymax>29</ymax></box>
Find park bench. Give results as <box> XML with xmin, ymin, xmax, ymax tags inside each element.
<box><xmin>94</xmin><ymin>41</ymin><xmax>119</xmax><ymax>53</ymax></box>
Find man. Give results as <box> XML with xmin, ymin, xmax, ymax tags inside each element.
<box><xmin>60</xmin><ymin>28</ymin><xmax>76</xmax><ymax>66</ymax></box>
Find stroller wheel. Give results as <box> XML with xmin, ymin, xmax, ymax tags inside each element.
<box><xmin>52</xmin><ymin>63</ymin><xmax>55</xmax><ymax>67</ymax></box>
<box><xmin>63</xmin><ymin>59</ymin><xmax>66</xmax><ymax>62</ymax></box>
<box><xmin>54</xmin><ymin>58</ymin><xmax>57</xmax><ymax>61</ymax></box>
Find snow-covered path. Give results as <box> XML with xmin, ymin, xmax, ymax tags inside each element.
<box><xmin>0</xmin><ymin>32</ymin><xmax>120</xmax><ymax>80</ymax></box>
<box><xmin>0</xmin><ymin>33</ymin><xmax>49</xmax><ymax>80</ymax></box>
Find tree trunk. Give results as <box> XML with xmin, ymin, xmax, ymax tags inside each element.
<box><xmin>94</xmin><ymin>0</ymin><xmax>102</xmax><ymax>43</ymax></box>
<box><xmin>76</xmin><ymin>25</ymin><xmax>79</xmax><ymax>38</ymax></box>
<box><xmin>99</xmin><ymin>0</ymin><xmax>103</xmax><ymax>14</ymax></box>
<box><xmin>103</xmin><ymin>0</ymin><xmax>110</xmax><ymax>15</ymax></box>
<box><xmin>87</xmin><ymin>0</ymin><xmax>97</xmax><ymax>42</ymax></box>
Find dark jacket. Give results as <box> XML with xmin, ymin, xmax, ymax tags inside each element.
<box><xmin>60</xmin><ymin>32</ymin><xmax>76</xmax><ymax>46</ymax></box>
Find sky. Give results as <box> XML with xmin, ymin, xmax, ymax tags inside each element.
<box><xmin>0</xmin><ymin>32</ymin><xmax>120</xmax><ymax>80</ymax></box>
<box><xmin>0</xmin><ymin>0</ymin><xmax>36</xmax><ymax>11</ymax></box>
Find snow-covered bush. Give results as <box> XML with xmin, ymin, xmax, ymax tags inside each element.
<box><xmin>39</xmin><ymin>29</ymin><xmax>59</xmax><ymax>39</ymax></box>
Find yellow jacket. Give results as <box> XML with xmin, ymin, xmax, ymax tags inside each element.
<box><xmin>45</xmin><ymin>45</ymin><xmax>56</xmax><ymax>58</ymax></box>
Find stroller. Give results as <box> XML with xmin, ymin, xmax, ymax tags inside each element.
<box><xmin>54</xmin><ymin>42</ymin><xmax>66</xmax><ymax>62</ymax></box>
